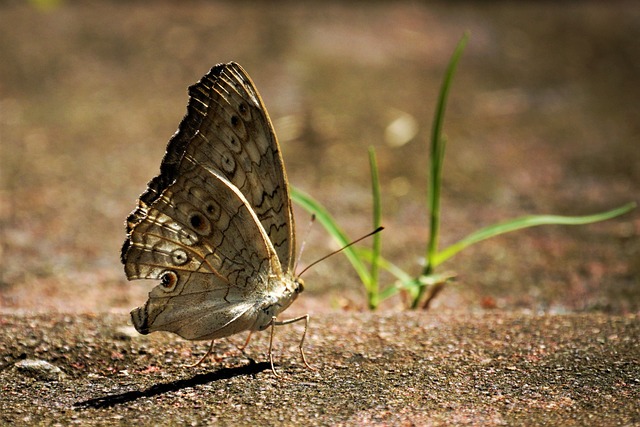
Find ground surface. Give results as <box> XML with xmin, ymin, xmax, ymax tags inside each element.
<box><xmin>2</xmin><ymin>312</ymin><xmax>638</xmax><ymax>426</ymax></box>
<box><xmin>0</xmin><ymin>1</ymin><xmax>638</xmax><ymax>426</ymax></box>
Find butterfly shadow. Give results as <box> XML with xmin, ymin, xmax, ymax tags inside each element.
<box><xmin>74</xmin><ymin>359</ymin><xmax>270</xmax><ymax>410</ymax></box>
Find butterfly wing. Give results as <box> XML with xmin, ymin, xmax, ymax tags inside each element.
<box><xmin>125</xmin><ymin>62</ymin><xmax>295</xmax><ymax>273</ymax></box>
<box><xmin>123</xmin><ymin>162</ymin><xmax>284</xmax><ymax>340</ymax></box>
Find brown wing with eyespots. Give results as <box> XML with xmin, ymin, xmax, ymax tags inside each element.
<box><xmin>122</xmin><ymin>62</ymin><xmax>295</xmax><ymax>273</ymax></box>
<box><xmin>124</xmin><ymin>163</ymin><xmax>282</xmax><ymax>340</ymax></box>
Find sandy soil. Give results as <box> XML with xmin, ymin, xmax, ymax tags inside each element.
<box><xmin>2</xmin><ymin>311</ymin><xmax>638</xmax><ymax>425</ymax></box>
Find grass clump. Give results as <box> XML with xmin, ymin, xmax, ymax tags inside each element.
<box><xmin>292</xmin><ymin>33</ymin><xmax>636</xmax><ymax>310</ymax></box>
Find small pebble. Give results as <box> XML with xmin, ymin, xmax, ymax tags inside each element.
<box><xmin>15</xmin><ymin>359</ymin><xmax>66</xmax><ymax>381</ymax></box>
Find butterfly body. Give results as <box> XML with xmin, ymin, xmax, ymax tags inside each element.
<box><xmin>122</xmin><ymin>63</ymin><xmax>306</xmax><ymax>362</ymax></box>
<box><xmin>130</xmin><ymin>269</ymin><xmax>302</xmax><ymax>341</ymax></box>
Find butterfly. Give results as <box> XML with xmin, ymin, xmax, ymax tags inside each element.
<box><xmin>121</xmin><ymin>62</ymin><xmax>311</xmax><ymax>376</ymax></box>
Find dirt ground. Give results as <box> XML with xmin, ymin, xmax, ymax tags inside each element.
<box><xmin>2</xmin><ymin>312</ymin><xmax>639</xmax><ymax>426</ymax></box>
<box><xmin>0</xmin><ymin>1</ymin><xmax>639</xmax><ymax>425</ymax></box>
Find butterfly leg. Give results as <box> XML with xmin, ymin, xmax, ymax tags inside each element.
<box><xmin>268</xmin><ymin>318</ymin><xmax>281</xmax><ymax>377</ymax></box>
<box><xmin>269</xmin><ymin>314</ymin><xmax>316</xmax><ymax>377</ymax></box>
<box><xmin>237</xmin><ymin>331</ymin><xmax>253</xmax><ymax>352</ymax></box>
<box><xmin>186</xmin><ymin>339</ymin><xmax>216</xmax><ymax>368</ymax></box>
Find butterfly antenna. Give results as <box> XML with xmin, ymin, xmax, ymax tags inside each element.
<box><xmin>297</xmin><ymin>226</ymin><xmax>384</xmax><ymax>278</ymax></box>
<box><xmin>293</xmin><ymin>214</ymin><xmax>316</xmax><ymax>275</ymax></box>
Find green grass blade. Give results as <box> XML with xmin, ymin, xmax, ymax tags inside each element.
<box><xmin>355</xmin><ymin>247</ymin><xmax>413</xmax><ymax>284</ymax></box>
<box><xmin>415</xmin><ymin>32</ymin><xmax>469</xmax><ymax>309</ymax></box>
<box><xmin>291</xmin><ymin>187</ymin><xmax>372</xmax><ymax>286</ymax></box>
<box><xmin>433</xmin><ymin>202</ymin><xmax>637</xmax><ymax>267</ymax></box>
<box><xmin>378</xmin><ymin>272</ymin><xmax>457</xmax><ymax>301</ymax></box>
<box><xmin>425</xmin><ymin>33</ymin><xmax>469</xmax><ymax>272</ymax></box>
<box><xmin>354</xmin><ymin>247</ymin><xmax>416</xmax><ymax>301</ymax></box>
<box><xmin>354</xmin><ymin>247</ymin><xmax>457</xmax><ymax>302</ymax></box>
<box><xmin>368</xmin><ymin>146</ymin><xmax>383</xmax><ymax>309</ymax></box>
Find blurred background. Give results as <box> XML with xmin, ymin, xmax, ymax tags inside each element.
<box><xmin>1</xmin><ymin>1</ymin><xmax>638</xmax><ymax>315</ymax></box>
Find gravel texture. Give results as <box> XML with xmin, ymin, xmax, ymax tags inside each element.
<box><xmin>2</xmin><ymin>311</ymin><xmax>638</xmax><ymax>426</ymax></box>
